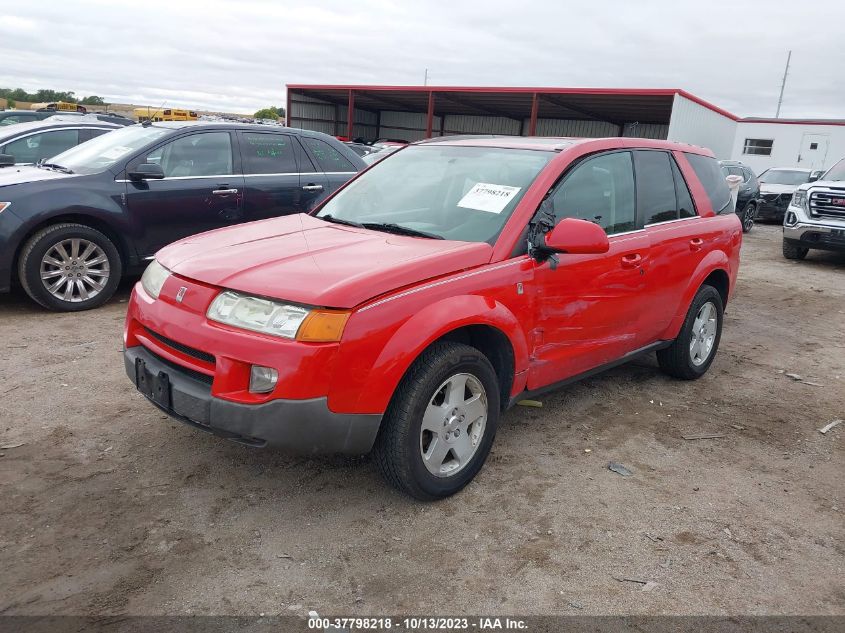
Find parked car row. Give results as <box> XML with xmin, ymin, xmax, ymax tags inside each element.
<box><xmin>0</xmin><ymin>121</ymin><xmax>365</xmax><ymax>310</ymax></box>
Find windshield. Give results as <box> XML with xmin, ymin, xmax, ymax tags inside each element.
<box><xmin>823</xmin><ymin>158</ymin><xmax>845</xmax><ymax>182</ymax></box>
<box><xmin>44</xmin><ymin>124</ymin><xmax>170</xmax><ymax>175</ymax></box>
<box><xmin>316</xmin><ymin>145</ymin><xmax>552</xmax><ymax>243</ymax></box>
<box><xmin>759</xmin><ymin>169</ymin><xmax>812</xmax><ymax>186</ymax></box>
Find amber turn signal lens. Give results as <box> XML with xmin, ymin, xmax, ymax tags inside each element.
<box><xmin>296</xmin><ymin>310</ymin><xmax>351</xmax><ymax>342</ymax></box>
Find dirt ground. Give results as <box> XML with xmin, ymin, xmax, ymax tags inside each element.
<box><xmin>1</xmin><ymin>223</ymin><xmax>843</xmax><ymax>617</ymax></box>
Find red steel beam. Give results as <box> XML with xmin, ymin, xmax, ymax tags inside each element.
<box><xmin>346</xmin><ymin>89</ymin><xmax>355</xmax><ymax>140</ymax></box>
<box><xmin>425</xmin><ymin>91</ymin><xmax>435</xmax><ymax>138</ymax></box>
<box><xmin>528</xmin><ymin>92</ymin><xmax>539</xmax><ymax>136</ymax></box>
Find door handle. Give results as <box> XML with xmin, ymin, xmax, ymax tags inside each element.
<box><xmin>689</xmin><ymin>237</ymin><xmax>704</xmax><ymax>251</ymax></box>
<box><xmin>302</xmin><ymin>184</ymin><xmax>324</xmax><ymax>192</ymax></box>
<box><xmin>621</xmin><ymin>253</ymin><xmax>642</xmax><ymax>268</ymax></box>
<box><xmin>212</xmin><ymin>188</ymin><xmax>238</xmax><ymax>195</ymax></box>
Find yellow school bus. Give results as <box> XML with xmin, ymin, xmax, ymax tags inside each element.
<box><xmin>134</xmin><ymin>107</ymin><xmax>199</xmax><ymax>123</ymax></box>
<box><xmin>31</xmin><ymin>101</ymin><xmax>87</xmax><ymax>113</ymax></box>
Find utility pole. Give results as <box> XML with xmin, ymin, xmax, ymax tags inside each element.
<box><xmin>424</xmin><ymin>68</ymin><xmax>429</xmax><ymax>86</ymax></box>
<box><xmin>776</xmin><ymin>50</ymin><xmax>792</xmax><ymax>118</ymax></box>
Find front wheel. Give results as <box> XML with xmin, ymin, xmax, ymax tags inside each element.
<box><xmin>782</xmin><ymin>240</ymin><xmax>809</xmax><ymax>260</ymax></box>
<box><xmin>18</xmin><ymin>223</ymin><xmax>122</xmax><ymax>311</ymax></box>
<box><xmin>657</xmin><ymin>285</ymin><xmax>724</xmax><ymax>380</ymax></box>
<box><xmin>373</xmin><ymin>341</ymin><xmax>500</xmax><ymax>500</ymax></box>
<box><xmin>741</xmin><ymin>202</ymin><xmax>756</xmax><ymax>233</ymax></box>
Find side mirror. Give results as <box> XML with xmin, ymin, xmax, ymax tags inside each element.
<box><xmin>0</xmin><ymin>153</ymin><xmax>14</xmax><ymax>167</ymax></box>
<box><xmin>544</xmin><ymin>217</ymin><xmax>610</xmax><ymax>255</ymax></box>
<box><xmin>128</xmin><ymin>163</ymin><xmax>165</xmax><ymax>180</ymax></box>
<box><xmin>809</xmin><ymin>170</ymin><xmax>823</xmax><ymax>182</ymax></box>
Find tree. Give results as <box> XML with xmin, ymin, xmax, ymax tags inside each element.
<box><xmin>254</xmin><ymin>106</ymin><xmax>285</xmax><ymax>120</ymax></box>
<box><xmin>81</xmin><ymin>95</ymin><xmax>106</xmax><ymax>106</ymax></box>
<box><xmin>6</xmin><ymin>98</ymin><xmax>15</xmax><ymax>109</ymax></box>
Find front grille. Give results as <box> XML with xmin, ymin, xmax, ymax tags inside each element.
<box><xmin>141</xmin><ymin>346</ymin><xmax>214</xmax><ymax>385</ymax></box>
<box><xmin>763</xmin><ymin>193</ymin><xmax>780</xmax><ymax>202</ymax></box>
<box><xmin>144</xmin><ymin>327</ymin><xmax>215</xmax><ymax>365</ymax></box>
<box><xmin>810</xmin><ymin>190</ymin><xmax>845</xmax><ymax>219</ymax></box>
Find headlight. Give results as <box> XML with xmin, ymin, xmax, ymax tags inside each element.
<box><xmin>0</xmin><ymin>202</ymin><xmax>10</xmax><ymax>214</ymax></box>
<box><xmin>207</xmin><ymin>291</ymin><xmax>310</xmax><ymax>339</ymax></box>
<box><xmin>140</xmin><ymin>260</ymin><xmax>170</xmax><ymax>299</ymax></box>
<box><xmin>207</xmin><ymin>290</ymin><xmax>350</xmax><ymax>341</ymax></box>
<box><xmin>790</xmin><ymin>190</ymin><xmax>808</xmax><ymax>212</ymax></box>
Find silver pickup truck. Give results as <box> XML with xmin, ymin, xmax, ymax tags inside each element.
<box><xmin>783</xmin><ymin>156</ymin><xmax>845</xmax><ymax>260</ymax></box>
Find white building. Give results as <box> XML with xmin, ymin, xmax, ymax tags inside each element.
<box><xmin>287</xmin><ymin>85</ymin><xmax>845</xmax><ymax>175</ymax></box>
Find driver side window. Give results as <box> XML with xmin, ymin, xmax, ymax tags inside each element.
<box><xmin>548</xmin><ymin>151</ymin><xmax>636</xmax><ymax>235</ymax></box>
<box><xmin>143</xmin><ymin>132</ymin><xmax>233</xmax><ymax>178</ymax></box>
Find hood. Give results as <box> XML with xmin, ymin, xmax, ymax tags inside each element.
<box><xmin>760</xmin><ymin>183</ymin><xmax>800</xmax><ymax>195</ymax></box>
<box><xmin>157</xmin><ymin>214</ymin><xmax>493</xmax><ymax>308</ymax></box>
<box><xmin>0</xmin><ymin>165</ymin><xmax>74</xmax><ymax>188</ymax></box>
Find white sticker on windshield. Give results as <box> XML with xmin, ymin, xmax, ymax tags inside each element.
<box><xmin>457</xmin><ymin>183</ymin><xmax>521</xmax><ymax>214</ymax></box>
<box><xmin>100</xmin><ymin>146</ymin><xmax>133</xmax><ymax>160</ymax></box>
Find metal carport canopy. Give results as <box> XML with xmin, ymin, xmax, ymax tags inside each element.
<box><xmin>285</xmin><ymin>84</ymin><xmax>738</xmax><ymax>139</ymax></box>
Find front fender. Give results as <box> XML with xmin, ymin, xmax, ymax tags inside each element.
<box><xmin>331</xmin><ymin>294</ymin><xmax>530</xmax><ymax>415</ymax></box>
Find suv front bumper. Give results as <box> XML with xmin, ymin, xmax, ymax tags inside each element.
<box><xmin>124</xmin><ymin>345</ymin><xmax>382</xmax><ymax>454</ymax></box>
<box><xmin>784</xmin><ymin>222</ymin><xmax>845</xmax><ymax>251</ymax></box>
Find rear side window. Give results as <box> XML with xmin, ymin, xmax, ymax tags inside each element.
<box><xmin>671</xmin><ymin>158</ymin><xmax>697</xmax><ymax>219</ymax></box>
<box><xmin>301</xmin><ymin>137</ymin><xmax>356</xmax><ymax>172</ymax></box>
<box><xmin>241</xmin><ymin>132</ymin><xmax>297</xmax><ymax>174</ymax></box>
<box><xmin>634</xmin><ymin>150</ymin><xmax>677</xmax><ymax>225</ymax></box>
<box><xmin>685</xmin><ymin>153</ymin><xmax>732</xmax><ymax>214</ymax></box>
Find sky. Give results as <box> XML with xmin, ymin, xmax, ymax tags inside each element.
<box><xmin>1</xmin><ymin>0</ymin><xmax>844</xmax><ymax>118</ymax></box>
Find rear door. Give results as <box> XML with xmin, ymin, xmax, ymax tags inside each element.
<box><xmin>637</xmin><ymin>150</ymin><xmax>707</xmax><ymax>341</ymax></box>
<box><xmin>237</xmin><ymin>130</ymin><xmax>307</xmax><ymax>221</ymax></box>
<box><xmin>299</xmin><ymin>136</ymin><xmax>360</xmax><ymax>203</ymax></box>
<box><xmin>124</xmin><ymin>130</ymin><xmax>245</xmax><ymax>256</ymax></box>
<box><xmin>528</xmin><ymin>150</ymin><xmax>652</xmax><ymax>388</ymax></box>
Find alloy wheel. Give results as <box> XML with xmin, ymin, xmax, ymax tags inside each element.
<box><xmin>419</xmin><ymin>373</ymin><xmax>488</xmax><ymax>478</ymax></box>
<box><xmin>689</xmin><ymin>301</ymin><xmax>718</xmax><ymax>366</ymax></box>
<box><xmin>40</xmin><ymin>238</ymin><xmax>110</xmax><ymax>303</ymax></box>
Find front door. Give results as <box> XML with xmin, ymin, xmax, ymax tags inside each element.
<box><xmin>125</xmin><ymin>130</ymin><xmax>244</xmax><ymax>256</ymax></box>
<box><xmin>798</xmin><ymin>133</ymin><xmax>830</xmax><ymax>171</ymax></box>
<box><xmin>528</xmin><ymin>150</ymin><xmax>651</xmax><ymax>389</ymax></box>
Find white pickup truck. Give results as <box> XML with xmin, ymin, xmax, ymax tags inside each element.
<box><xmin>783</xmin><ymin>156</ymin><xmax>845</xmax><ymax>260</ymax></box>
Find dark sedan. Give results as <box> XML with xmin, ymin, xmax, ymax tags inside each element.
<box><xmin>0</xmin><ymin>122</ymin><xmax>364</xmax><ymax>311</ymax></box>
<box><xmin>757</xmin><ymin>168</ymin><xmax>815</xmax><ymax>222</ymax></box>
<box><xmin>0</xmin><ymin>118</ymin><xmax>119</xmax><ymax>165</ymax></box>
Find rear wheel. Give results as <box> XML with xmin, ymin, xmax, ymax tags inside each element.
<box><xmin>741</xmin><ymin>202</ymin><xmax>756</xmax><ymax>233</ymax></box>
<box><xmin>657</xmin><ymin>285</ymin><xmax>723</xmax><ymax>380</ymax></box>
<box><xmin>782</xmin><ymin>240</ymin><xmax>809</xmax><ymax>260</ymax></box>
<box><xmin>373</xmin><ymin>341</ymin><xmax>500</xmax><ymax>500</ymax></box>
<box><xmin>18</xmin><ymin>223</ymin><xmax>122</xmax><ymax>311</ymax></box>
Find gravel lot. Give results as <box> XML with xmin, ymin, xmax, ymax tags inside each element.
<box><xmin>1</xmin><ymin>223</ymin><xmax>843</xmax><ymax>616</ymax></box>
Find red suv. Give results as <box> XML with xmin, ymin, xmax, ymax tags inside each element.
<box><xmin>124</xmin><ymin>137</ymin><xmax>741</xmax><ymax>500</ymax></box>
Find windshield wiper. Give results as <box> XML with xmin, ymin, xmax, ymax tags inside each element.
<box><xmin>361</xmin><ymin>222</ymin><xmax>444</xmax><ymax>240</ymax></box>
<box><xmin>40</xmin><ymin>162</ymin><xmax>74</xmax><ymax>174</ymax></box>
<box><xmin>319</xmin><ymin>214</ymin><xmax>364</xmax><ymax>228</ymax></box>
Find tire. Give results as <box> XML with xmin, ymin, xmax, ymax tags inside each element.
<box><xmin>782</xmin><ymin>240</ymin><xmax>809</xmax><ymax>261</ymax></box>
<box><xmin>18</xmin><ymin>223</ymin><xmax>122</xmax><ymax>311</ymax></box>
<box><xmin>657</xmin><ymin>285</ymin><xmax>723</xmax><ymax>380</ymax></box>
<box><xmin>373</xmin><ymin>341</ymin><xmax>500</xmax><ymax>501</ymax></box>
<box><xmin>741</xmin><ymin>202</ymin><xmax>756</xmax><ymax>233</ymax></box>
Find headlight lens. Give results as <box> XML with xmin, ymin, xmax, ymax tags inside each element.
<box><xmin>790</xmin><ymin>190</ymin><xmax>808</xmax><ymax>212</ymax></box>
<box><xmin>0</xmin><ymin>202</ymin><xmax>10</xmax><ymax>214</ymax></box>
<box><xmin>207</xmin><ymin>290</ymin><xmax>310</xmax><ymax>339</ymax></box>
<box><xmin>140</xmin><ymin>260</ymin><xmax>170</xmax><ymax>299</ymax></box>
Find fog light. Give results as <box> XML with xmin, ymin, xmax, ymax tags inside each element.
<box><xmin>785</xmin><ymin>211</ymin><xmax>797</xmax><ymax>227</ymax></box>
<box><xmin>249</xmin><ymin>365</ymin><xmax>278</xmax><ymax>393</ymax></box>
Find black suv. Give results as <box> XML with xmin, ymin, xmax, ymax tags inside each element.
<box><xmin>0</xmin><ymin>122</ymin><xmax>364</xmax><ymax>311</ymax></box>
<box><xmin>719</xmin><ymin>160</ymin><xmax>760</xmax><ymax>233</ymax></box>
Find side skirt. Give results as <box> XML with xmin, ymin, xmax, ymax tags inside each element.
<box><xmin>508</xmin><ymin>340</ymin><xmax>672</xmax><ymax>408</ymax></box>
